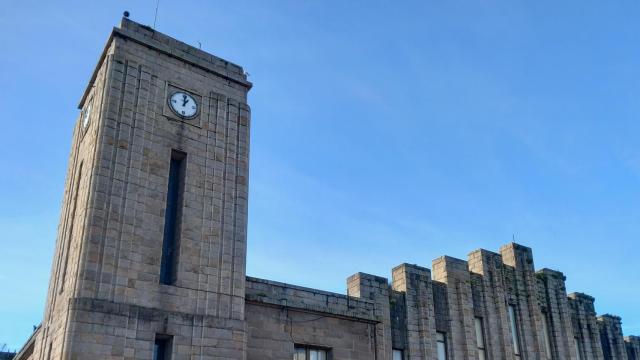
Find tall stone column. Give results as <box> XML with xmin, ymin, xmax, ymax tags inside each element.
<box><xmin>500</xmin><ymin>243</ymin><xmax>549</xmax><ymax>360</ymax></box>
<box><xmin>537</xmin><ymin>269</ymin><xmax>579</xmax><ymax>359</ymax></box>
<box><xmin>598</xmin><ymin>315</ymin><xmax>629</xmax><ymax>360</ymax></box>
<box><xmin>468</xmin><ymin>249</ymin><xmax>515</xmax><ymax>360</ymax></box>
<box><xmin>432</xmin><ymin>256</ymin><xmax>478</xmax><ymax>360</ymax></box>
<box><xmin>568</xmin><ymin>293</ymin><xmax>605</xmax><ymax>360</ymax></box>
<box><xmin>625</xmin><ymin>336</ymin><xmax>640</xmax><ymax>360</ymax></box>
<box><xmin>348</xmin><ymin>273</ymin><xmax>393</xmax><ymax>360</ymax></box>
<box><xmin>392</xmin><ymin>263</ymin><xmax>437</xmax><ymax>360</ymax></box>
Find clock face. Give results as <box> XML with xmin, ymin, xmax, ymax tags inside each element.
<box><xmin>82</xmin><ymin>100</ymin><xmax>92</xmax><ymax>129</ymax></box>
<box><xmin>168</xmin><ymin>91</ymin><xmax>198</xmax><ymax>119</ymax></box>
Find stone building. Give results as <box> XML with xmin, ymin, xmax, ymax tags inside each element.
<box><xmin>13</xmin><ymin>17</ymin><xmax>638</xmax><ymax>360</ymax></box>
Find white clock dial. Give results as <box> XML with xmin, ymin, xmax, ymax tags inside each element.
<box><xmin>82</xmin><ymin>100</ymin><xmax>92</xmax><ymax>129</ymax></box>
<box><xmin>169</xmin><ymin>91</ymin><xmax>198</xmax><ymax>119</ymax></box>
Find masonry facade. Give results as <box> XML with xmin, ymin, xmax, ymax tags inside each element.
<box><xmin>15</xmin><ymin>18</ymin><xmax>638</xmax><ymax>360</ymax></box>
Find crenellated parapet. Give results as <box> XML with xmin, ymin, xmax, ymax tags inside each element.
<box><xmin>379</xmin><ymin>242</ymin><xmax>637</xmax><ymax>360</ymax></box>
<box><xmin>241</xmin><ymin>242</ymin><xmax>636</xmax><ymax>360</ymax></box>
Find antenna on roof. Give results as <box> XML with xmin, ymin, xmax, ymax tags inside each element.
<box><xmin>153</xmin><ymin>0</ymin><xmax>160</xmax><ymax>29</ymax></box>
<box><xmin>512</xmin><ymin>233</ymin><xmax>516</xmax><ymax>242</ymax></box>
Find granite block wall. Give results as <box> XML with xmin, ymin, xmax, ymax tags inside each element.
<box><xmin>241</xmin><ymin>243</ymin><xmax>638</xmax><ymax>360</ymax></box>
<box><xmin>28</xmin><ymin>17</ymin><xmax>252</xmax><ymax>360</ymax></box>
<box><xmin>391</xmin><ymin>264</ymin><xmax>437</xmax><ymax>359</ymax></box>
<box><xmin>14</xmin><ymin>16</ymin><xmax>639</xmax><ymax>360</ymax></box>
<box><xmin>432</xmin><ymin>256</ymin><xmax>477</xmax><ymax>360</ymax></box>
<box><xmin>245</xmin><ymin>277</ymin><xmax>377</xmax><ymax>360</ymax></box>
<box><xmin>468</xmin><ymin>249</ymin><xmax>514</xmax><ymax>359</ymax></box>
<box><xmin>569</xmin><ymin>292</ymin><xmax>605</xmax><ymax>360</ymax></box>
<box><xmin>599</xmin><ymin>315</ymin><xmax>628</xmax><ymax>360</ymax></box>
<box><xmin>536</xmin><ymin>269</ymin><xmax>578</xmax><ymax>359</ymax></box>
<box><xmin>347</xmin><ymin>273</ymin><xmax>393</xmax><ymax>360</ymax></box>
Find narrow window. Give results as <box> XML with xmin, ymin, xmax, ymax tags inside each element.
<box><xmin>508</xmin><ymin>305</ymin><xmax>521</xmax><ymax>356</ymax></box>
<box><xmin>393</xmin><ymin>349</ymin><xmax>404</xmax><ymax>360</ymax></box>
<box><xmin>475</xmin><ymin>317</ymin><xmax>486</xmax><ymax>360</ymax></box>
<box><xmin>46</xmin><ymin>341</ymin><xmax>53</xmax><ymax>360</ymax></box>
<box><xmin>154</xmin><ymin>335</ymin><xmax>172</xmax><ymax>360</ymax></box>
<box><xmin>542</xmin><ymin>314</ymin><xmax>553</xmax><ymax>359</ymax></box>
<box><xmin>160</xmin><ymin>150</ymin><xmax>186</xmax><ymax>285</ymax></box>
<box><xmin>293</xmin><ymin>345</ymin><xmax>328</xmax><ymax>360</ymax></box>
<box><xmin>437</xmin><ymin>332</ymin><xmax>447</xmax><ymax>360</ymax></box>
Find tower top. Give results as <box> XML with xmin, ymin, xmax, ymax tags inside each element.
<box><xmin>79</xmin><ymin>16</ymin><xmax>252</xmax><ymax>108</ymax></box>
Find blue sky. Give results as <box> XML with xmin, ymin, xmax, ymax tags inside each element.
<box><xmin>1</xmin><ymin>0</ymin><xmax>639</xmax><ymax>350</ymax></box>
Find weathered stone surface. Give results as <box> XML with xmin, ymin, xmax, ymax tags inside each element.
<box><xmin>14</xmin><ymin>16</ymin><xmax>639</xmax><ymax>360</ymax></box>
<box><xmin>25</xmin><ymin>16</ymin><xmax>251</xmax><ymax>360</ymax></box>
<box><xmin>599</xmin><ymin>315</ymin><xmax>629</xmax><ymax>360</ymax></box>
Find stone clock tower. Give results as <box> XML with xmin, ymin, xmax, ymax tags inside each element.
<box><xmin>33</xmin><ymin>17</ymin><xmax>252</xmax><ymax>359</ymax></box>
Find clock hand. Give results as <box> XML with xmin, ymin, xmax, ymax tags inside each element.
<box><xmin>182</xmin><ymin>94</ymin><xmax>188</xmax><ymax>106</ymax></box>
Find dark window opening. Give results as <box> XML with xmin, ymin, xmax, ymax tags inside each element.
<box><xmin>508</xmin><ymin>305</ymin><xmax>522</xmax><ymax>357</ymax></box>
<box><xmin>542</xmin><ymin>313</ymin><xmax>554</xmax><ymax>359</ymax></box>
<box><xmin>153</xmin><ymin>335</ymin><xmax>172</xmax><ymax>360</ymax></box>
<box><xmin>46</xmin><ymin>341</ymin><xmax>53</xmax><ymax>360</ymax></box>
<box><xmin>293</xmin><ymin>345</ymin><xmax>329</xmax><ymax>360</ymax></box>
<box><xmin>393</xmin><ymin>349</ymin><xmax>404</xmax><ymax>360</ymax></box>
<box><xmin>437</xmin><ymin>332</ymin><xmax>447</xmax><ymax>360</ymax></box>
<box><xmin>475</xmin><ymin>317</ymin><xmax>486</xmax><ymax>360</ymax></box>
<box><xmin>160</xmin><ymin>150</ymin><xmax>186</xmax><ymax>285</ymax></box>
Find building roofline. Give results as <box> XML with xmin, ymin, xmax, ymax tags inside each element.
<box><xmin>12</xmin><ymin>324</ymin><xmax>40</xmax><ymax>360</ymax></box>
<box><xmin>78</xmin><ymin>17</ymin><xmax>252</xmax><ymax>109</ymax></box>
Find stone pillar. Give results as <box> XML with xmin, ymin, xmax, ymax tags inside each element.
<box><xmin>568</xmin><ymin>293</ymin><xmax>605</xmax><ymax>360</ymax></box>
<box><xmin>432</xmin><ymin>256</ymin><xmax>477</xmax><ymax>360</ymax></box>
<box><xmin>625</xmin><ymin>336</ymin><xmax>640</xmax><ymax>360</ymax></box>
<box><xmin>392</xmin><ymin>263</ymin><xmax>437</xmax><ymax>360</ymax></box>
<box><xmin>500</xmin><ymin>243</ymin><xmax>549</xmax><ymax>359</ymax></box>
<box><xmin>537</xmin><ymin>269</ymin><xmax>579</xmax><ymax>359</ymax></box>
<box><xmin>468</xmin><ymin>249</ymin><xmax>514</xmax><ymax>360</ymax></box>
<box><xmin>598</xmin><ymin>315</ymin><xmax>629</xmax><ymax>360</ymax></box>
<box><xmin>347</xmin><ymin>273</ymin><xmax>392</xmax><ymax>360</ymax></box>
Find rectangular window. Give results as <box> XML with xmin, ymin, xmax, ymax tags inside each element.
<box><xmin>393</xmin><ymin>349</ymin><xmax>404</xmax><ymax>360</ymax></box>
<box><xmin>293</xmin><ymin>345</ymin><xmax>328</xmax><ymax>360</ymax></box>
<box><xmin>437</xmin><ymin>332</ymin><xmax>447</xmax><ymax>360</ymax></box>
<box><xmin>542</xmin><ymin>314</ymin><xmax>553</xmax><ymax>359</ymax></box>
<box><xmin>475</xmin><ymin>317</ymin><xmax>486</xmax><ymax>360</ymax></box>
<box><xmin>508</xmin><ymin>305</ymin><xmax>521</xmax><ymax>356</ymax></box>
<box><xmin>160</xmin><ymin>150</ymin><xmax>186</xmax><ymax>285</ymax></box>
<box><xmin>154</xmin><ymin>335</ymin><xmax>172</xmax><ymax>360</ymax></box>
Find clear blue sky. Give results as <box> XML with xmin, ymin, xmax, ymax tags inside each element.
<box><xmin>1</xmin><ymin>0</ymin><xmax>639</xmax><ymax>350</ymax></box>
